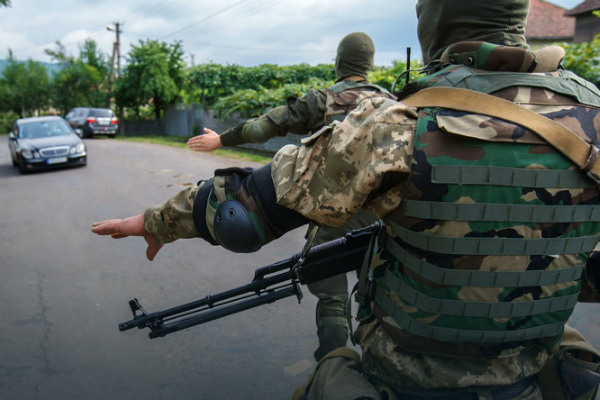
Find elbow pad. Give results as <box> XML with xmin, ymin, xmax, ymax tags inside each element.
<box><xmin>213</xmin><ymin>200</ymin><xmax>262</xmax><ymax>253</ymax></box>
<box><xmin>192</xmin><ymin>163</ymin><xmax>308</xmax><ymax>253</ymax></box>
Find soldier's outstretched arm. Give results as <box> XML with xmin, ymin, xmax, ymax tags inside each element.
<box><xmin>91</xmin><ymin>97</ymin><xmax>415</xmax><ymax>258</ymax></box>
<box><xmin>91</xmin><ymin>163</ymin><xmax>308</xmax><ymax>258</ymax></box>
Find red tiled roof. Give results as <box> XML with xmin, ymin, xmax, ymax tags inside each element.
<box><xmin>565</xmin><ymin>0</ymin><xmax>600</xmax><ymax>16</ymax></box>
<box><xmin>526</xmin><ymin>0</ymin><xmax>575</xmax><ymax>38</ymax></box>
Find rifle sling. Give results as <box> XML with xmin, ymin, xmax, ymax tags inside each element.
<box><xmin>401</xmin><ymin>87</ymin><xmax>600</xmax><ymax>183</ymax></box>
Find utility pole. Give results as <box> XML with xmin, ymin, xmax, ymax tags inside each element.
<box><xmin>107</xmin><ymin>21</ymin><xmax>124</xmax><ymax>93</ymax></box>
<box><xmin>107</xmin><ymin>21</ymin><xmax>124</xmax><ymax>133</ymax></box>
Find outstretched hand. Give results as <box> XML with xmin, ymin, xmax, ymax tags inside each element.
<box><xmin>91</xmin><ymin>213</ymin><xmax>164</xmax><ymax>261</ymax></box>
<box><xmin>187</xmin><ymin>128</ymin><xmax>223</xmax><ymax>152</ymax></box>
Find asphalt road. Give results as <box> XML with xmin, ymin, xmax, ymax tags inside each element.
<box><xmin>1</xmin><ymin>136</ymin><xmax>598</xmax><ymax>400</ymax></box>
<box><xmin>0</xmin><ymin>136</ymin><xmax>324</xmax><ymax>400</ymax></box>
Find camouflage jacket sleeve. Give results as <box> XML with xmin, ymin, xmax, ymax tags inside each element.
<box><xmin>218</xmin><ymin>89</ymin><xmax>327</xmax><ymax>147</ymax></box>
<box><xmin>219</xmin><ymin>122</ymin><xmax>246</xmax><ymax>147</ymax></box>
<box><xmin>266</xmin><ymin>88</ymin><xmax>328</xmax><ymax>135</ymax></box>
<box><xmin>144</xmin><ymin>185</ymin><xmax>202</xmax><ymax>244</ymax></box>
<box><xmin>272</xmin><ymin>97</ymin><xmax>417</xmax><ymax>227</ymax></box>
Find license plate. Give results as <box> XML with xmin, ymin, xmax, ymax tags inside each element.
<box><xmin>47</xmin><ymin>157</ymin><xmax>67</xmax><ymax>164</ymax></box>
<box><xmin>98</xmin><ymin>118</ymin><xmax>109</xmax><ymax>125</ymax></box>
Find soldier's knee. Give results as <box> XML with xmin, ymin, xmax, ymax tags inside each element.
<box><xmin>292</xmin><ymin>348</ymin><xmax>381</xmax><ymax>400</ymax></box>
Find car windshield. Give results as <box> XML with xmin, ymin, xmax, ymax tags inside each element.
<box><xmin>19</xmin><ymin>120</ymin><xmax>72</xmax><ymax>139</ymax></box>
<box><xmin>89</xmin><ymin>109</ymin><xmax>114</xmax><ymax>118</ymax></box>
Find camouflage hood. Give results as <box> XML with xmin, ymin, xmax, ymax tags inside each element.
<box><xmin>416</xmin><ymin>0</ymin><xmax>530</xmax><ymax>65</ymax></box>
<box><xmin>335</xmin><ymin>32</ymin><xmax>375</xmax><ymax>81</ymax></box>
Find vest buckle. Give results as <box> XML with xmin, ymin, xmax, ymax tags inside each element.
<box><xmin>586</xmin><ymin>170</ymin><xmax>600</xmax><ymax>185</ymax></box>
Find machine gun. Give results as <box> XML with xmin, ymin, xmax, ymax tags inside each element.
<box><xmin>118</xmin><ymin>221</ymin><xmax>382</xmax><ymax>339</ymax></box>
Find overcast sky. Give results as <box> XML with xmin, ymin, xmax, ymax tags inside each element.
<box><xmin>0</xmin><ymin>0</ymin><xmax>585</xmax><ymax>68</ymax></box>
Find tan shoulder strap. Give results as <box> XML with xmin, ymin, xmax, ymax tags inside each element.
<box><xmin>402</xmin><ymin>87</ymin><xmax>600</xmax><ymax>183</ymax></box>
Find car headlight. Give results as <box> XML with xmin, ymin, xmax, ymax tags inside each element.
<box><xmin>20</xmin><ymin>148</ymin><xmax>33</xmax><ymax>159</ymax></box>
<box><xmin>70</xmin><ymin>143</ymin><xmax>86</xmax><ymax>154</ymax></box>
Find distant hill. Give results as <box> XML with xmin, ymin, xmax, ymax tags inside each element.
<box><xmin>0</xmin><ymin>59</ymin><xmax>63</xmax><ymax>78</ymax></box>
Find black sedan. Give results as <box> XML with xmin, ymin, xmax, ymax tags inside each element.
<box><xmin>8</xmin><ymin>116</ymin><xmax>87</xmax><ymax>174</ymax></box>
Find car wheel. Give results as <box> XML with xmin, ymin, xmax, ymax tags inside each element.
<box><xmin>18</xmin><ymin>161</ymin><xmax>28</xmax><ymax>174</ymax></box>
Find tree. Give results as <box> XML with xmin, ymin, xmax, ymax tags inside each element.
<box><xmin>115</xmin><ymin>39</ymin><xmax>185</xmax><ymax>119</ymax></box>
<box><xmin>0</xmin><ymin>50</ymin><xmax>51</xmax><ymax>117</ymax></box>
<box><xmin>0</xmin><ymin>0</ymin><xmax>10</xmax><ymax>7</ymax></box>
<box><xmin>45</xmin><ymin>40</ymin><xmax>110</xmax><ymax>114</ymax></box>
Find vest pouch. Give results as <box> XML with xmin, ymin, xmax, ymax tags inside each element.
<box><xmin>538</xmin><ymin>325</ymin><xmax>600</xmax><ymax>400</ymax></box>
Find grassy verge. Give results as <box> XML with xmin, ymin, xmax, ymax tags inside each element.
<box><xmin>115</xmin><ymin>135</ymin><xmax>272</xmax><ymax>164</ymax></box>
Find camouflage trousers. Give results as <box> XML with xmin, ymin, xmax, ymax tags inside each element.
<box><xmin>292</xmin><ymin>347</ymin><xmax>543</xmax><ymax>400</ymax></box>
<box><xmin>307</xmin><ymin>209</ymin><xmax>378</xmax><ymax>362</ymax></box>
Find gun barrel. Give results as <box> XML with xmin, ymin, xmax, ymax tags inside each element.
<box><xmin>118</xmin><ymin>320</ymin><xmax>137</xmax><ymax>331</ymax></box>
<box><xmin>148</xmin><ymin>283</ymin><xmax>300</xmax><ymax>338</ymax></box>
<box><xmin>118</xmin><ymin>269</ymin><xmax>295</xmax><ymax>335</ymax></box>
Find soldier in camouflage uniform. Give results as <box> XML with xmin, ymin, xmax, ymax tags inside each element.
<box><xmin>187</xmin><ymin>32</ymin><xmax>395</xmax><ymax>361</ymax></box>
<box><xmin>187</xmin><ymin>32</ymin><xmax>394</xmax><ymax>153</ymax></box>
<box><xmin>92</xmin><ymin>1</ymin><xmax>600</xmax><ymax>399</ymax></box>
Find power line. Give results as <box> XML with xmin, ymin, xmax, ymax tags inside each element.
<box><xmin>160</xmin><ymin>0</ymin><xmax>251</xmax><ymax>40</ymax></box>
<box><xmin>167</xmin><ymin>0</ymin><xmax>280</xmax><ymax>41</ymax></box>
<box><xmin>145</xmin><ymin>0</ymin><xmax>330</xmax><ymax>59</ymax></box>
<box><xmin>176</xmin><ymin>40</ymin><xmax>331</xmax><ymax>54</ymax></box>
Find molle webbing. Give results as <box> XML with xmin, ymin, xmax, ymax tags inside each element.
<box><xmin>385</xmin><ymin>236</ymin><xmax>584</xmax><ymax>287</ymax></box>
<box><xmin>390</xmin><ymin>221</ymin><xmax>600</xmax><ymax>256</ymax></box>
<box><xmin>404</xmin><ymin>200</ymin><xmax>600</xmax><ymax>223</ymax></box>
<box><xmin>375</xmin><ymin>290</ymin><xmax>567</xmax><ymax>343</ymax></box>
<box><xmin>431</xmin><ymin>165</ymin><xmax>594</xmax><ymax>188</ymax></box>
<box><xmin>380</xmin><ymin>268</ymin><xmax>579</xmax><ymax>318</ymax></box>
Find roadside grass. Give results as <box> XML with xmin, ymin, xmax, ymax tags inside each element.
<box><xmin>115</xmin><ymin>134</ymin><xmax>272</xmax><ymax>164</ymax></box>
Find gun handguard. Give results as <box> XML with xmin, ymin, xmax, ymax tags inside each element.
<box><xmin>118</xmin><ymin>221</ymin><xmax>382</xmax><ymax>339</ymax></box>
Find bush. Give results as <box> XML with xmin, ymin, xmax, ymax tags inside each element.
<box><xmin>561</xmin><ymin>35</ymin><xmax>600</xmax><ymax>88</ymax></box>
<box><xmin>0</xmin><ymin>111</ymin><xmax>18</xmax><ymax>134</ymax></box>
<box><xmin>212</xmin><ymin>78</ymin><xmax>332</xmax><ymax>119</ymax></box>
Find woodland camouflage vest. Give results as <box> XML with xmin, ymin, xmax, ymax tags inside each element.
<box><xmin>372</xmin><ymin>64</ymin><xmax>600</xmax><ymax>357</ymax></box>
